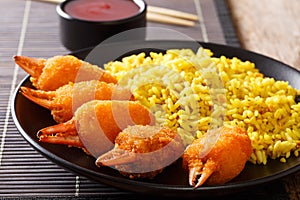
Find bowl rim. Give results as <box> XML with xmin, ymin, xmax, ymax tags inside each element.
<box><xmin>56</xmin><ymin>0</ymin><xmax>147</xmax><ymax>24</ymax></box>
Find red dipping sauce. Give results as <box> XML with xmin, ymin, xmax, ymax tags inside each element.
<box><xmin>64</xmin><ymin>0</ymin><xmax>141</xmax><ymax>21</ymax></box>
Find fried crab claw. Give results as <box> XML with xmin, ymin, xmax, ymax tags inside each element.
<box><xmin>37</xmin><ymin>119</ymin><xmax>83</xmax><ymax>148</ymax></box>
<box><xmin>37</xmin><ymin>100</ymin><xmax>155</xmax><ymax>157</ymax></box>
<box><xmin>182</xmin><ymin>126</ymin><xmax>252</xmax><ymax>188</ymax></box>
<box><xmin>20</xmin><ymin>80</ymin><xmax>134</xmax><ymax>123</ymax></box>
<box><xmin>96</xmin><ymin>125</ymin><xmax>184</xmax><ymax>179</ymax></box>
<box><xmin>14</xmin><ymin>55</ymin><xmax>117</xmax><ymax>91</ymax></box>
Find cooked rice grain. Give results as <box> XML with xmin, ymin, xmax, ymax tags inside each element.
<box><xmin>104</xmin><ymin>48</ymin><xmax>300</xmax><ymax>165</ymax></box>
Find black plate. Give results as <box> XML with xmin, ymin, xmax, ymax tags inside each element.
<box><xmin>11</xmin><ymin>41</ymin><xmax>300</xmax><ymax>198</ymax></box>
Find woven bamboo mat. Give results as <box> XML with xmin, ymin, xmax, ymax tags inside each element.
<box><xmin>0</xmin><ymin>0</ymin><xmax>298</xmax><ymax>199</ymax></box>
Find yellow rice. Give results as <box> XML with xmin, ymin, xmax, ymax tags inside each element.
<box><xmin>104</xmin><ymin>48</ymin><xmax>300</xmax><ymax>165</ymax></box>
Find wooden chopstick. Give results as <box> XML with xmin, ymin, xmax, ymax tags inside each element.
<box><xmin>147</xmin><ymin>6</ymin><xmax>198</xmax><ymax>26</ymax></box>
<box><xmin>31</xmin><ymin>0</ymin><xmax>198</xmax><ymax>26</ymax></box>
<box><xmin>146</xmin><ymin>12</ymin><xmax>195</xmax><ymax>27</ymax></box>
<box><xmin>147</xmin><ymin>6</ymin><xmax>198</xmax><ymax>21</ymax></box>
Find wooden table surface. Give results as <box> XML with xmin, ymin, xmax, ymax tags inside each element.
<box><xmin>228</xmin><ymin>0</ymin><xmax>300</xmax><ymax>70</ymax></box>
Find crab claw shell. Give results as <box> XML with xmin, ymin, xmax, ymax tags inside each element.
<box><xmin>14</xmin><ymin>55</ymin><xmax>118</xmax><ymax>91</ymax></box>
<box><xmin>20</xmin><ymin>86</ymin><xmax>56</xmax><ymax>109</ymax></box>
<box><xmin>20</xmin><ymin>81</ymin><xmax>135</xmax><ymax>123</ymax></box>
<box><xmin>37</xmin><ymin>119</ymin><xmax>85</xmax><ymax>148</ymax></box>
<box><xmin>95</xmin><ymin>149</ymin><xmax>136</xmax><ymax>167</ymax></box>
<box><xmin>96</xmin><ymin>147</ymin><xmax>165</xmax><ymax>179</ymax></box>
<box><xmin>182</xmin><ymin>127</ymin><xmax>252</xmax><ymax>188</ymax></box>
<box><xmin>95</xmin><ymin>125</ymin><xmax>184</xmax><ymax>179</ymax></box>
<box><xmin>39</xmin><ymin>134</ymin><xmax>83</xmax><ymax>148</ymax></box>
<box><xmin>38</xmin><ymin>119</ymin><xmax>76</xmax><ymax>136</ymax></box>
<box><xmin>14</xmin><ymin>55</ymin><xmax>45</xmax><ymax>77</ymax></box>
<box><xmin>189</xmin><ymin>159</ymin><xmax>217</xmax><ymax>188</ymax></box>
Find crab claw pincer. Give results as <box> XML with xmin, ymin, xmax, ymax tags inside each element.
<box><xmin>96</xmin><ymin>125</ymin><xmax>184</xmax><ymax>179</ymax></box>
<box><xmin>182</xmin><ymin>126</ymin><xmax>252</xmax><ymax>188</ymax></box>
<box><xmin>37</xmin><ymin>100</ymin><xmax>155</xmax><ymax>157</ymax></box>
<box><xmin>14</xmin><ymin>55</ymin><xmax>117</xmax><ymax>91</ymax></box>
<box><xmin>20</xmin><ymin>80</ymin><xmax>134</xmax><ymax>123</ymax></box>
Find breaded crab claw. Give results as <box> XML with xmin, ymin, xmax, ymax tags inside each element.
<box><xmin>37</xmin><ymin>100</ymin><xmax>155</xmax><ymax>157</ymax></box>
<box><xmin>20</xmin><ymin>80</ymin><xmax>134</xmax><ymax>123</ymax></box>
<box><xmin>182</xmin><ymin>126</ymin><xmax>252</xmax><ymax>188</ymax></box>
<box><xmin>96</xmin><ymin>125</ymin><xmax>184</xmax><ymax>179</ymax></box>
<box><xmin>14</xmin><ymin>55</ymin><xmax>117</xmax><ymax>91</ymax></box>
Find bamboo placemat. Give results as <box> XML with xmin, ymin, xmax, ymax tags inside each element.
<box><xmin>0</xmin><ymin>0</ymin><xmax>298</xmax><ymax>199</ymax></box>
